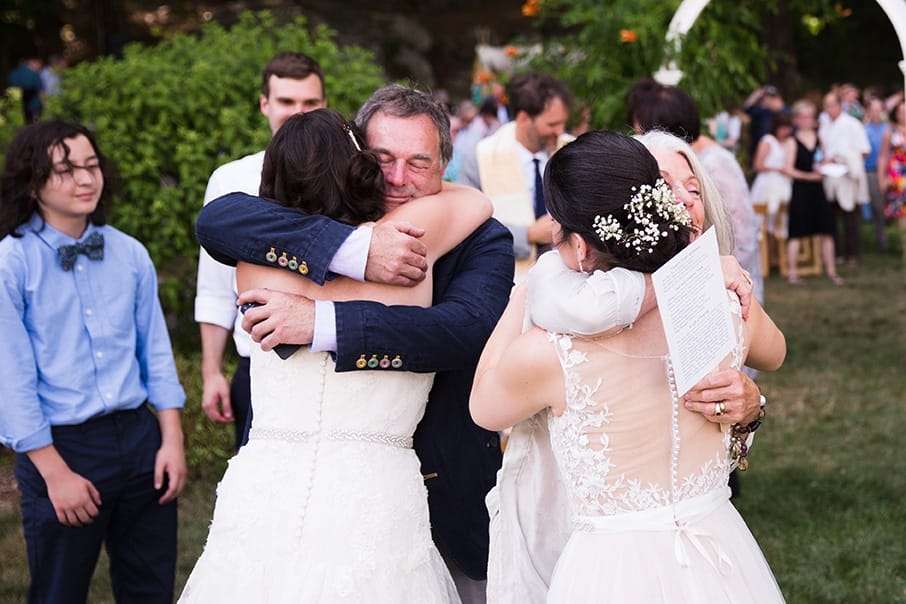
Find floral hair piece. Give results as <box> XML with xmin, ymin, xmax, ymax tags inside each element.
<box><xmin>592</xmin><ymin>178</ymin><xmax>692</xmax><ymax>254</ymax></box>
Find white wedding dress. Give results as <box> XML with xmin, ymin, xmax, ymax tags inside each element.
<box><xmin>487</xmin><ymin>251</ymin><xmax>784</xmax><ymax>602</ymax></box>
<box><xmin>179</xmin><ymin>347</ymin><xmax>460</xmax><ymax>603</ymax></box>
<box><xmin>543</xmin><ymin>302</ymin><xmax>784</xmax><ymax>603</ymax></box>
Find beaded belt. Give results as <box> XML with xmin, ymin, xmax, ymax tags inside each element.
<box><xmin>249</xmin><ymin>426</ymin><xmax>413</xmax><ymax>449</ymax></box>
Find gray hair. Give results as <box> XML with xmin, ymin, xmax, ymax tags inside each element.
<box><xmin>355</xmin><ymin>84</ymin><xmax>453</xmax><ymax>165</ymax></box>
<box><xmin>634</xmin><ymin>130</ymin><xmax>735</xmax><ymax>255</ymax></box>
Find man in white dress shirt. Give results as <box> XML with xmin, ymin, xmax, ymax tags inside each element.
<box><xmin>194</xmin><ymin>52</ymin><xmax>327</xmax><ymax>449</ymax></box>
<box><xmin>819</xmin><ymin>91</ymin><xmax>870</xmax><ymax>266</ymax></box>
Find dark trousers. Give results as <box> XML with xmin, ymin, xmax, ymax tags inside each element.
<box><xmin>15</xmin><ymin>406</ymin><xmax>177</xmax><ymax>604</ymax></box>
<box><xmin>834</xmin><ymin>204</ymin><xmax>861</xmax><ymax>261</ymax></box>
<box><xmin>232</xmin><ymin>356</ymin><xmax>252</xmax><ymax>450</ymax></box>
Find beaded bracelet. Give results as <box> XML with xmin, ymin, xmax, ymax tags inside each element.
<box><xmin>730</xmin><ymin>406</ymin><xmax>766</xmax><ymax>471</ymax></box>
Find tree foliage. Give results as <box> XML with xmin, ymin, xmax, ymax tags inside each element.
<box><xmin>41</xmin><ymin>11</ymin><xmax>385</xmax><ymax>331</ymax></box>
<box><xmin>527</xmin><ymin>0</ymin><xmax>776</xmax><ymax>130</ymax></box>
<box><xmin>525</xmin><ymin>0</ymin><xmax>887</xmax><ymax>132</ymax></box>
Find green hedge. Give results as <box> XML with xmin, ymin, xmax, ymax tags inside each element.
<box><xmin>43</xmin><ymin>11</ymin><xmax>385</xmax><ymax>336</ymax></box>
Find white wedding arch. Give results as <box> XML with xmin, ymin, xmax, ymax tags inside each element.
<box><xmin>654</xmin><ymin>0</ymin><xmax>906</xmax><ymax>93</ymax></box>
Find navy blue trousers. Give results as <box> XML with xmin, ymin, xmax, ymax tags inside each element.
<box><xmin>15</xmin><ymin>405</ymin><xmax>177</xmax><ymax>604</ymax></box>
<box><xmin>232</xmin><ymin>355</ymin><xmax>252</xmax><ymax>450</ymax></box>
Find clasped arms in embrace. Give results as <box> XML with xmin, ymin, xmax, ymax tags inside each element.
<box><xmin>234</xmin><ymin>108</ymin><xmax>494</xmax><ymax>309</ymax></box>
<box><xmin>192</xmin><ymin>86</ymin><xmax>515</xmax><ymax>600</ymax></box>
<box><xmin>469</xmin><ymin>130</ymin><xmax>786</xmax><ymax>603</ymax></box>
<box><xmin>472</xmin><ymin>130</ymin><xmax>785</xmax><ymax>433</ymax></box>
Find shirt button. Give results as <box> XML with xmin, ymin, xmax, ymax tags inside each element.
<box><xmin>105</xmin><ymin>393</ymin><xmax>113</xmax><ymax>400</ymax></box>
<box><xmin>95</xmin><ymin>351</ymin><xmax>104</xmax><ymax>359</ymax></box>
<box><xmin>85</xmin><ymin>309</ymin><xmax>93</xmax><ymax>316</ymax></box>
<box><xmin>76</xmin><ymin>264</ymin><xmax>84</xmax><ymax>272</ymax></box>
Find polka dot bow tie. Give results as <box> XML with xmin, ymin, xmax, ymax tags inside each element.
<box><xmin>58</xmin><ymin>231</ymin><xmax>105</xmax><ymax>271</ymax></box>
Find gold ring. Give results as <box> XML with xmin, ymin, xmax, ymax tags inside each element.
<box><xmin>743</xmin><ymin>272</ymin><xmax>753</xmax><ymax>287</ymax></box>
<box><xmin>714</xmin><ymin>401</ymin><xmax>725</xmax><ymax>416</ymax></box>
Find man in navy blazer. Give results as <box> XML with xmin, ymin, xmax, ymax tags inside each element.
<box><xmin>196</xmin><ymin>84</ymin><xmax>514</xmax><ymax>602</ymax></box>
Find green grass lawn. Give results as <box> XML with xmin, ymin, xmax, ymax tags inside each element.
<box><xmin>731</xmin><ymin>242</ymin><xmax>906</xmax><ymax>603</ymax></box>
<box><xmin>0</xmin><ymin>234</ymin><xmax>904</xmax><ymax>603</ymax></box>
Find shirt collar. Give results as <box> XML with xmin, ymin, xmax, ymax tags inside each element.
<box><xmin>516</xmin><ymin>142</ymin><xmax>548</xmax><ymax>166</ymax></box>
<box><xmin>26</xmin><ymin>213</ymin><xmax>102</xmax><ymax>249</ymax></box>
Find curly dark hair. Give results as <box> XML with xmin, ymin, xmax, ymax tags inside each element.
<box><xmin>1</xmin><ymin>120</ymin><xmax>115</xmax><ymax>239</ymax></box>
<box><xmin>259</xmin><ymin>109</ymin><xmax>385</xmax><ymax>225</ymax></box>
<box><xmin>544</xmin><ymin>130</ymin><xmax>694</xmax><ymax>273</ymax></box>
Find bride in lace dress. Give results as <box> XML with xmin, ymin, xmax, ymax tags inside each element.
<box><xmin>471</xmin><ymin>130</ymin><xmax>787</xmax><ymax>603</ymax></box>
<box><xmin>179</xmin><ymin>109</ymin><xmax>492</xmax><ymax>603</ymax></box>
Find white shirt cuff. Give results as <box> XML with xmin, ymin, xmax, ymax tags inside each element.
<box><xmin>311</xmin><ymin>300</ymin><xmax>338</xmax><ymax>353</ymax></box>
<box><xmin>328</xmin><ymin>226</ymin><xmax>371</xmax><ymax>281</ymax></box>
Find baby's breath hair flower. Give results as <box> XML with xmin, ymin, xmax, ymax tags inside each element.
<box><xmin>592</xmin><ymin>179</ymin><xmax>692</xmax><ymax>254</ymax></box>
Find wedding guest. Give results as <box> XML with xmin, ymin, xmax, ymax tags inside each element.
<box><xmin>195</xmin><ymin>52</ymin><xmax>326</xmax><ymax>451</ymax></box>
<box><xmin>783</xmin><ymin>99</ymin><xmax>842</xmax><ymax>285</ymax></box>
<box><xmin>7</xmin><ymin>57</ymin><xmax>44</xmax><ymax>123</ymax></box>
<box><xmin>743</xmin><ymin>84</ymin><xmax>788</xmax><ymax>167</ymax></box>
<box><xmin>863</xmin><ymin>96</ymin><xmax>890</xmax><ymax>251</ymax></box>
<box><xmin>878</xmin><ymin>98</ymin><xmax>906</xmax><ymax>261</ymax></box>
<box><xmin>750</xmin><ymin>113</ymin><xmax>794</xmax><ymax>238</ymax></box>
<box><xmin>0</xmin><ymin>120</ymin><xmax>186</xmax><ymax>602</ymax></box>
<box><xmin>819</xmin><ymin>91</ymin><xmax>870</xmax><ymax>266</ymax></box>
<box><xmin>457</xmin><ymin>71</ymin><xmax>573</xmax><ymax>281</ymax></box>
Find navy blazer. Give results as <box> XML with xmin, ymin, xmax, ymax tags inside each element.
<box><xmin>196</xmin><ymin>193</ymin><xmax>515</xmax><ymax>580</ymax></box>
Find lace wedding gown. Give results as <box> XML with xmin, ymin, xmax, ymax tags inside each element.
<box><xmin>543</xmin><ymin>299</ymin><xmax>784</xmax><ymax>603</ymax></box>
<box><xmin>179</xmin><ymin>347</ymin><xmax>460</xmax><ymax>603</ymax></box>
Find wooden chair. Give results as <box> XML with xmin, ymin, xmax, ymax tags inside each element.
<box><xmin>753</xmin><ymin>204</ymin><xmax>822</xmax><ymax>277</ymax></box>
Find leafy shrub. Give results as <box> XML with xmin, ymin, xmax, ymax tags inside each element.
<box><xmin>0</xmin><ymin>88</ymin><xmax>26</xmax><ymax>168</ymax></box>
<box><xmin>43</xmin><ymin>11</ymin><xmax>385</xmax><ymax>335</ymax></box>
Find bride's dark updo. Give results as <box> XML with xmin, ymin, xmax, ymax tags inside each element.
<box><xmin>544</xmin><ymin>130</ymin><xmax>694</xmax><ymax>273</ymax></box>
<box><xmin>259</xmin><ymin>108</ymin><xmax>385</xmax><ymax>225</ymax></box>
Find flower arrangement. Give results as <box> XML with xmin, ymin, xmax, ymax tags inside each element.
<box><xmin>592</xmin><ymin>178</ymin><xmax>692</xmax><ymax>254</ymax></box>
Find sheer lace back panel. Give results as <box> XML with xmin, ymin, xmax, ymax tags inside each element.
<box><xmin>547</xmin><ymin>294</ymin><xmax>745</xmax><ymax>520</ymax></box>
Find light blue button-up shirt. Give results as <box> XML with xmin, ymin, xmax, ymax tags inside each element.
<box><xmin>0</xmin><ymin>214</ymin><xmax>185</xmax><ymax>453</ymax></box>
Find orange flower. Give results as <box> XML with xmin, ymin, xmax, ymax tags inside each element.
<box><xmin>620</xmin><ymin>29</ymin><xmax>637</xmax><ymax>43</ymax></box>
<box><xmin>504</xmin><ymin>45</ymin><xmax>519</xmax><ymax>57</ymax></box>
<box><xmin>834</xmin><ymin>3</ymin><xmax>852</xmax><ymax>17</ymax></box>
<box><xmin>477</xmin><ymin>71</ymin><xmax>492</xmax><ymax>85</ymax></box>
<box><xmin>522</xmin><ymin>0</ymin><xmax>539</xmax><ymax>17</ymax></box>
